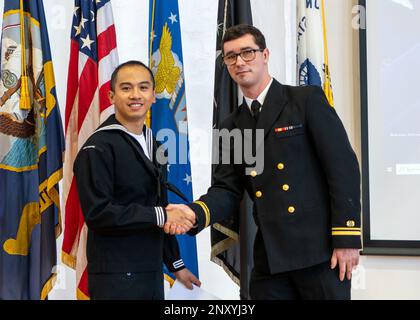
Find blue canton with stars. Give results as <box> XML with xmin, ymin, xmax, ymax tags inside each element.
<box><xmin>71</xmin><ymin>0</ymin><xmax>109</xmax><ymax>61</ymax></box>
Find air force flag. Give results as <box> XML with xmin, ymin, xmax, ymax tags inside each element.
<box><xmin>149</xmin><ymin>0</ymin><xmax>199</xmax><ymax>283</ymax></box>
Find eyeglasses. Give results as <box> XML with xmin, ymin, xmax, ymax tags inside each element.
<box><xmin>222</xmin><ymin>48</ymin><xmax>265</xmax><ymax>66</ymax></box>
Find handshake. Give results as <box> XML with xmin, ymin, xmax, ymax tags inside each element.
<box><xmin>162</xmin><ymin>204</ymin><xmax>197</xmax><ymax>235</ymax></box>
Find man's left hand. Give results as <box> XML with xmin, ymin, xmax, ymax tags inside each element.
<box><xmin>173</xmin><ymin>268</ymin><xmax>201</xmax><ymax>290</ymax></box>
<box><xmin>330</xmin><ymin>248</ymin><xmax>360</xmax><ymax>281</ymax></box>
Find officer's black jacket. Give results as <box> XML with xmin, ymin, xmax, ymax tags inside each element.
<box><xmin>188</xmin><ymin>80</ymin><xmax>362</xmax><ymax>274</ymax></box>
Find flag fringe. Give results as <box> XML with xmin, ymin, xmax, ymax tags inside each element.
<box><xmin>41</xmin><ymin>272</ymin><xmax>57</xmax><ymax>300</ymax></box>
<box><xmin>61</xmin><ymin>250</ymin><xmax>76</xmax><ymax>269</ymax></box>
<box><xmin>77</xmin><ymin>288</ymin><xmax>90</xmax><ymax>300</ymax></box>
<box><xmin>213</xmin><ymin>222</ymin><xmax>239</xmax><ymax>241</ymax></box>
<box><xmin>210</xmin><ymin>256</ymin><xmax>240</xmax><ymax>286</ymax></box>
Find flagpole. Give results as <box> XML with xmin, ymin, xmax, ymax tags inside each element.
<box><xmin>146</xmin><ymin>0</ymin><xmax>156</xmax><ymax>129</ymax></box>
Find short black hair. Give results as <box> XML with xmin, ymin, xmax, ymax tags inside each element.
<box><xmin>110</xmin><ymin>60</ymin><xmax>155</xmax><ymax>91</ymax></box>
<box><xmin>221</xmin><ymin>24</ymin><xmax>267</xmax><ymax>54</ymax></box>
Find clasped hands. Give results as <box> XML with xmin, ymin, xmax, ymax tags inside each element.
<box><xmin>162</xmin><ymin>204</ymin><xmax>196</xmax><ymax>235</ymax></box>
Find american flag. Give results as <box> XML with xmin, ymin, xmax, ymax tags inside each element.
<box><xmin>61</xmin><ymin>0</ymin><xmax>118</xmax><ymax>300</ymax></box>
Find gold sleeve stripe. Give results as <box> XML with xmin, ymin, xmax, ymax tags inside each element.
<box><xmin>332</xmin><ymin>227</ymin><xmax>361</xmax><ymax>231</ymax></box>
<box><xmin>332</xmin><ymin>231</ymin><xmax>362</xmax><ymax>236</ymax></box>
<box><xmin>194</xmin><ymin>201</ymin><xmax>210</xmax><ymax>228</ymax></box>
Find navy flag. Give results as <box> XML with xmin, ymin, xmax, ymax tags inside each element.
<box><xmin>0</xmin><ymin>0</ymin><xmax>65</xmax><ymax>299</ymax></box>
<box><xmin>149</xmin><ymin>0</ymin><xmax>199</xmax><ymax>283</ymax></box>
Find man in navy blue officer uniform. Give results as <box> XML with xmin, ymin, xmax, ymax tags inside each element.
<box><xmin>167</xmin><ymin>25</ymin><xmax>361</xmax><ymax>300</ymax></box>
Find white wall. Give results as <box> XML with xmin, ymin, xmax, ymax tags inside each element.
<box><xmin>325</xmin><ymin>0</ymin><xmax>420</xmax><ymax>300</ymax></box>
<box><xmin>1</xmin><ymin>0</ymin><xmax>419</xmax><ymax>300</ymax></box>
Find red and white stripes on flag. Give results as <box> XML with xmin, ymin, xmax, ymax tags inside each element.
<box><xmin>61</xmin><ymin>0</ymin><xmax>118</xmax><ymax>300</ymax></box>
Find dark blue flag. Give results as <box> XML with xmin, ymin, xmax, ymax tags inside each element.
<box><xmin>212</xmin><ymin>0</ymin><xmax>255</xmax><ymax>300</ymax></box>
<box><xmin>0</xmin><ymin>0</ymin><xmax>65</xmax><ymax>299</ymax></box>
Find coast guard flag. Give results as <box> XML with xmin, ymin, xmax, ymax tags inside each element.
<box><xmin>149</xmin><ymin>0</ymin><xmax>199</xmax><ymax>282</ymax></box>
<box><xmin>297</xmin><ymin>0</ymin><xmax>334</xmax><ymax>106</ymax></box>
<box><xmin>61</xmin><ymin>0</ymin><xmax>118</xmax><ymax>300</ymax></box>
<box><xmin>0</xmin><ymin>0</ymin><xmax>65</xmax><ymax>299</ymax></box>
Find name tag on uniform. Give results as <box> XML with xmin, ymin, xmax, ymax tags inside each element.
<box><xmin>274</xmin><ymin>124</ymin><xmax>303</xmax><ymax>133</ymax></box>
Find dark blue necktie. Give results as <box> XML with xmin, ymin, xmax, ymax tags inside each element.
<box><xmin>251</xmin><ymin>100</ymin><xmax>261</xmax><ymax>122</ymax></box>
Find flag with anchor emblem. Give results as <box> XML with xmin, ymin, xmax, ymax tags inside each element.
<box><xmin>0</xmin><ymin>0</ymin><xmax>65</xmax><ymax>299</ymax></box>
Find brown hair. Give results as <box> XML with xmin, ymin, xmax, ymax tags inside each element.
<box><xmin>221</xmin><ymin>24</ymin><xmax>267</xmax><ymax>54</ymax></box>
